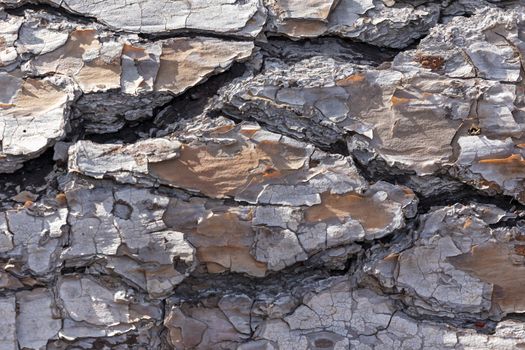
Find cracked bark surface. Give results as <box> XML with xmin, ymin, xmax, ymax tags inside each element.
<box><xmin>2</xmin><ymin>0</ymin><xmax>525</xmax><ymax>349</ymax></box>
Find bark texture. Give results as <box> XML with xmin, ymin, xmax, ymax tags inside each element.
<box><xmin>1</xmin><ymin>0</ymin><xmax>525</xmax><ymax>349</ymax></box>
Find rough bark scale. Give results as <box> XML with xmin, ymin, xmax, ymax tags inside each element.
<box><xmin>1</xmin><ymin>0</ymin><xmax>525</xmax><ymax>349</ymax></box>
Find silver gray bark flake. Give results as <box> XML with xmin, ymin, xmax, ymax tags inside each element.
<box><xmin>2</xmin><ymin>0</ymin><xmax>525</xmax><ymax>349</ymax></box>
<box><xmin>2</xmin><ymin>0</ymin><xmax>267</xmax><ymax>37</ymax></box>
<box><xmin>265</xmin><ymin>0</ymin><xmax>441</xmax><ymax>48</ymax></box>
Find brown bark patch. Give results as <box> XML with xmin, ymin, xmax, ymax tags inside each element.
<box><xmin>417</xmin><ymin>55</ymin><xmax>445</xmax><ymax>71</ymax></box>
<box><xmin>304</xmin><ymin>192</ymin><xmax>395</xmax><ymax>230</ymax></box>
<box><xmin>449</xmin><ymin>242</ymin><xmax>525</xmax><ymax>314</ymax></box>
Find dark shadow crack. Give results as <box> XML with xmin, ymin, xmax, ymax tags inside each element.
<box><xmin>0</xmin><ymin>148</ymin><xmax>61</xmax><ymax>210</ymax></box>
<box><xmin>153</xmin><ymin>62</ymin><xmax>248</xmax><ymax>130</ymax></box>
<box><xmin>257</xmin><ymin>36</ymin><xmax>400</xmax><ymax>67</ymax></box>
<box><xmin>350</xmin><ymin>156</ymin><xmax>525</xmax><ymax>215</ymax></box>
<box><xmin>3</xmin><ymin>2</ymin><xmax>101</xmax><ymax>26</ymax></box>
